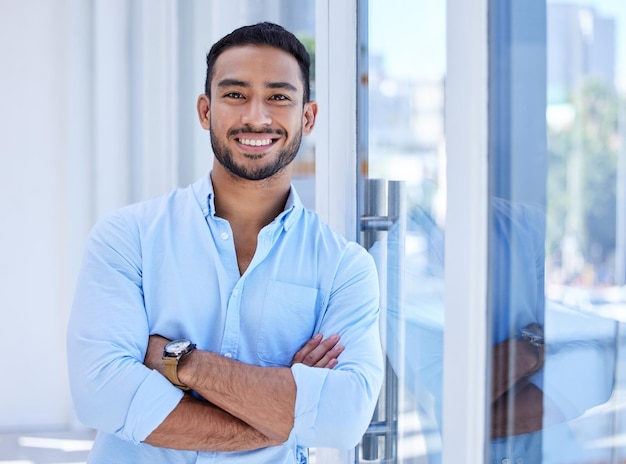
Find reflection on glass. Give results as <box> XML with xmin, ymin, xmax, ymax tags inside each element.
<box><xmin>364</xmin><ymin>0</ymin><xmax>626</xmax><ymax>462</ymax></box>
<box><xmin>360</xmin><ymin>0</ymin><xmax>447</xmax><ymax>462</ymax></box>
<box><xmin>488</xmin><ymin>0</ymin><xmax>626</xmax><ymax>462</ymax></box>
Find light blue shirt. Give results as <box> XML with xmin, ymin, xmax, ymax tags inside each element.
<box><xmin>67</xmin><ymin>173</ymin><xmax>384</xmax><ymax>463</ymax></box>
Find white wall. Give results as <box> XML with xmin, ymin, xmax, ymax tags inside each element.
<box><xmin>0</xmin><ymin>0</ymin><xmax>182</xmax><ymax>430</ymax></box>
<box><xmin>0</xmin><ymin>0</ymin><xmax>74</xmax><ymax>429</ymax></box>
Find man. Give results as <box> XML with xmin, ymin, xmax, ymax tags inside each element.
<box><xmin>67</xmin><ymin>22</ymin><xmax>383</xmax><ymax>463</ymax></box>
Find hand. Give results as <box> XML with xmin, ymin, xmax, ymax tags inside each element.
<box><xmin>291</xmin><ymin>334</ymin><xmax>344</xmax><ymax>368</ymax></box>
<box><xmin>144</xmin><ymin>334</ymin><xmax>171</xmax><ymax>376</ymax></box>
<box><xmin>491</xmin><ymin>325</ymin><xmax>544</xmax><ymax>402</ymax></box>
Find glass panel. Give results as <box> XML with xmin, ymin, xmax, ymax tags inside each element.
<box><xmin>488</xmin><ymin>0</ymin><xmax>626</xmax><ymax>462</ymax></box>
<box><xmin>358</xmin><ymin>0</ymin><xmax>447</xmax><ymax>462</ymax></box>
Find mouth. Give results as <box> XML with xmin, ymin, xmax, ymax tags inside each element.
<box><xmin>237</xmin><ymin>137</ymin><xmax>275</xmax><ymax>147</ymax></box>
<box><xmin>232</xmin><ymin>132</ymin><xmax>283</xmax><ymax>154</ymax></box>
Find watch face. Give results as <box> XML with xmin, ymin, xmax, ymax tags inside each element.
<box><xmin>166</xmin><ymin>339</ymin><xmax>192</xmax><ymax>355</ymax></box>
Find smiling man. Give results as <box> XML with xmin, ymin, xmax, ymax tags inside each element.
<box><xmin>206</xmin><ymin>48</ymin><xmax>307</xmax><ymax>183</ymax></box>
<box><xmin>67</xmin><ymin>22</ymin><xmax>383</xmax><ymax>463</ymax></box>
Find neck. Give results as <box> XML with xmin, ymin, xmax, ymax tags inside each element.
<box><xmin>210</xmin><ymin>163</ymin><xmax>292</xmax><ymax>230</ymax></box>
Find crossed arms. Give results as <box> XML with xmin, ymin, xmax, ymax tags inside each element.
<box><xmin>143</xmin><ymin>333</ymin><xmax>344</xmax><ymax>452</ymax></box>
<box><xmin>490</xmin><ymin>323</ymin><xmax>546</xmax><ymax>438</ymax></box>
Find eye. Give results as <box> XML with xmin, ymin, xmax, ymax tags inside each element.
<box><xmin>270</xmin><ymin>94</ymin><xmax>290</xmax><ymax>101</ymax></box>
<box><xmin>224</xmin><ymin>92</ymin><xmax>245</xmax><ymax>99</ymax></box>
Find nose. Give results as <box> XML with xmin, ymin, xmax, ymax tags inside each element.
<box><xmin>241</xmin><ymin>97</ymin><xmax>272</xmax><ymax>126</ymax></box>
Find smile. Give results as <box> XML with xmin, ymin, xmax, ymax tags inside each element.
<box><xmin>237</xmin><ymin>138</ymin><xmax>274</xmax><ymax>147</ymax></box>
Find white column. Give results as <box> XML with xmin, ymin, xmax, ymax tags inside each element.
<box><xmin>129</xmin><ymin>0</ymin><xmax>179</xmax><ymax>200</ymax></box>
<box><xmin>442</xmin><ymin>0</ymin><xmax>489</xmax><ymax>462</ymax></box>
<box><xmin>92</xmin><ymin>0</ymin><xmax>131</xmax><ymax>216</ymax></box>
<box><xmin>0</xmin><ymin>0</ymin><xmax>71</xmax><ymax>429</ymax></box>
<box><xmin>315</xmin><ymin>0</ymin><xmax>358</xmax><ymax>241</ymax></box>
<box><xmin>616</xmin><ymin>102</ymin><xmax>626</xmax><ymax>284</ymax></box>
<box><xmin>65</xmin><ymin>0</ymin><xmax>96</xmax><ymax>428</ymax></box>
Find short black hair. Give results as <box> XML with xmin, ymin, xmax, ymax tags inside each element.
<box><xmin>204</xmin><ymin>22</ymin><xmax>311</xmax><ymax>103</ymax></box>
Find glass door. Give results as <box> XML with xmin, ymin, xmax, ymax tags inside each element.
<box><xmin>486</xmin><ymin>0</ymin><xmax>626</xmax><ymax>462</ymax></box>
<box><xmin>323</xmin><ymin>0</ymin><xmax>626</xmax><ymax>462</ymax></box>
<box><xmin>356</xmin><ymin>0</ymin><xmax>448</xmax><ymax>462</ymax></box>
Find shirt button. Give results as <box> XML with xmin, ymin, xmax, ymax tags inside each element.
<box><xmin>502</xmin><ymin>460</ymin><xmax>510</xmax><ymax>464</ymax></box>
<box><xmin>224</xmin><ymin>352</ymin><xmax>233</xmax><ymax>358</ymax></box>
<box><xmin>220</xmin><ymin>232</ymin><xmax>229</xmax><ymax>240</ymax></box>
<box><xmin>516</xmin><ymin>460</ymin><xmax>523</xmax><ymax>464</ymax></box>
<box><xmin>232</xmin><ymin>288</ymin><xmax>239</xmax><ymax>297</ymax></box>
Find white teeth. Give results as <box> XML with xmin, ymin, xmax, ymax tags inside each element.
<box><xmin>239</xmin><ymin>138</ymin><xmax>272</xmax><ymax>147</ymax></box>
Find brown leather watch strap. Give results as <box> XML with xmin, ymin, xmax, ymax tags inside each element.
<box><xmin>163</xmin><ymin>357</ymin><xmax>190</xmax><ymax>390</ymax></box>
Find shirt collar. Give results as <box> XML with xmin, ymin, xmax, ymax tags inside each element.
<box><xmin>192</xmin><ymin>171</ymin><xmax>303</xmax><ymax>231</ymax></box>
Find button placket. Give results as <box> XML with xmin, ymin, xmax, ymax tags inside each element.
<box><xmin>220</xmin><ymin>282</ymin><xmax>242</xmax><ymax>359</ymax></box>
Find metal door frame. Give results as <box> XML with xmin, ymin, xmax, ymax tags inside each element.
<box><xmin>315</xmin><ymin>0</ymin><xmax>489</xmax><ymax>462</ymax></box>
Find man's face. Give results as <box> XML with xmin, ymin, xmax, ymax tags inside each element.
<box><xmin>198</xmin><ymin>45</ymin><xmax>317</xmax><ymax>181</ymax></box>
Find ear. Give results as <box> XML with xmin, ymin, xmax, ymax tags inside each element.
<box><xmin>302</xmin><ymin>101</ymin><xmax>318</xmax><ymax>136</ymax></box>
<box><xmin>197</xmin><ymin>94</ymin><xmax>211</xmax><ymax>130</ymax></box>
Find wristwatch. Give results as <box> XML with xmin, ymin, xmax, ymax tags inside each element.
<box><xmin>520</xmin><ymin>327</ymin><xmax>544</xmax><ymax>347</ymax></box>
<box><xmin>162</xmin><ymin>339</ymin><xmax>196</xmax><ymax>390</ymax></box>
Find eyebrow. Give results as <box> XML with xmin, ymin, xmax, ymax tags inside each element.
<box><xmin>217</xmin><ymin>78</ymin><xmax>298</xmax><ymax>93</ymax></box>
<box><xmin>217</xmin><ymin>78</ymin><xmax>249</xmax><ymax>88</ymax></box>
<box><xmin>266</xmin><ymin>81</ymin><xmax>298</xmax><ymax>93</ymax></box>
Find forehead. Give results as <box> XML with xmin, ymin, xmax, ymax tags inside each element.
<box><xmin>211</xmin><ymin>45</ymin><xmax>303</xmax><ymax>92</ymax></box>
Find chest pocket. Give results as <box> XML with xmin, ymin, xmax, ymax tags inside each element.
<box><xmin>257</xmin><ymin>280</ymin><xmax>319</xmax><ymax>366</ymax></box>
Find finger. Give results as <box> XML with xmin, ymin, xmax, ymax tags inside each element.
<box><xmin>301</xmin><ymin>335</ymin><xmax>341</xmax><ymax>366</ymax></box>
<box><xmin>292</xmin><ymin>333</ymin><xmax>323</xmax><ymax>365</ymax></box>
<box><xmin>315</xmin><ymin>343</ymin><xmax>344</xmax><ymax>368</ymax></box>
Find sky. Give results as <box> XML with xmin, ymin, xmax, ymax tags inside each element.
<box><xmin>368</xmin><ymin>0</ymin><xmax>446</xmax><ymax>80</ymax></box>
<box><xmin>368</xmin><ymin>0</ymin><xmax>626</xmax><ymax>91</ymax></box>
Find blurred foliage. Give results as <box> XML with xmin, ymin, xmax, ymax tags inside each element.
<box><xmin>547</xmin><ymin>79</ymin><xmax>624</xmax><ymax>276</ymax></box>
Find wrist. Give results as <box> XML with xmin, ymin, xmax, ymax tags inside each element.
<box><xmin>519</xmin><ymin>325</ymin><xmax>544</xmax><ymax>374</ymax></box>
<box><xmin>177</xmin><ymin>349</ymin><xmax>199</xmax><ymax>388</ymax></box>
<box><xmin>519</xmin><ymin>339</ymin><xmax>544</xmax><ymax>374</ymax></box>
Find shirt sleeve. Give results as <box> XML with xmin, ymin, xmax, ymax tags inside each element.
<box><xmin>290</xmin><ymin>243</ymin><xmax>384</xmax><ymax>449</ymax></box>
<box><xmin>66</xmin><ymin>210</ymin><xmax>183</xmax><ymax>444</ymax></box>
<box><xmin>533</xmin><ymin>302</ymin><xmax>616</xmax><ymax>424</ymax></box>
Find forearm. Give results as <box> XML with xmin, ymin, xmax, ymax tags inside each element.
<box><xmin>144</xmin><ymin>394</ymin><xmax>278</xmax><ymax>451</ymax></box>
<box><xmin>491</xmin><ymin>382</ymin><xmax>543</xmax><ymax>438</ymax></box>
<box><xmin>491</xmin><ymin>338</ymin><xmax>543</xmax><ymax>402</ymax></box>
<box><xmin>179</xmin><ymin>350</ymin><xmax>296</xmax><ymax>443</ymax></box>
